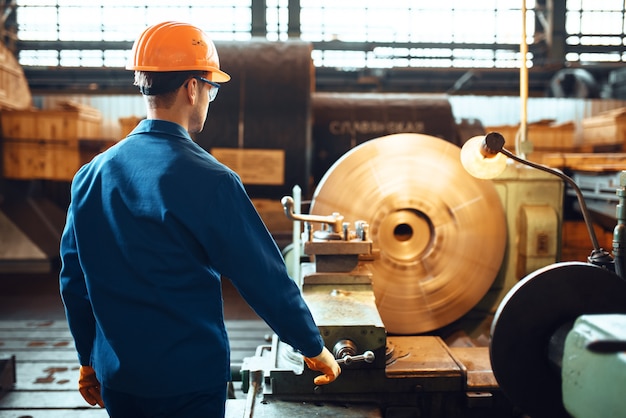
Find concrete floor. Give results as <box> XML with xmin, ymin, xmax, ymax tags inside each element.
<box><xmin>0</xmin><ymin>270</ymin><xmax>267</xmax><ymax>416</ymax></box>
<box><xmin>0</xmin><ymin>272</ymin><xmax>261</xmax><ymax>321</ymax></box>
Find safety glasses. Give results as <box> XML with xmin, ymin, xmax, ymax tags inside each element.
<box><xmin>193</xmin><ymin>76</ymin><xmax>220</xmax><ymax>102</ymax></box>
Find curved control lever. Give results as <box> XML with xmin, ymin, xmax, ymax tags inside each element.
<box><xmin>281</xmin><ymin>196</ymin><xmax>344</xmax><ymax>234</ymax></box>
<box><xmin>336</xmin><ymin>350</ymin><xmax>375</xmax><ymax>366</ymax></box>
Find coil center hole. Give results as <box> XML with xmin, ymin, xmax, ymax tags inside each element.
<box><xmin>394</xmin><ymin>223</ymin><xmax>413</xmax><ymax>242</ymax></box>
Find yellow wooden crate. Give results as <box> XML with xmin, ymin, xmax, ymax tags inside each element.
<box><xmin>2</xmin><ymin>140</ymin><xmax>80</xmax><ymax>181</ymax></box>
<box><xmin>581</xmin><ymin>107</ymin><xmax>626</xmax><ymax>148</ymax></box>
<box><xmin>485</xmin><ymin>121</ymin><xmax>577</xmax><ymax>150</ymax></box>
<box><xmin>561</xmin><ymin>220</ymin><xmax>614</xmax><ymax>262</ymax></box>
<box><xmin>119</xmin><ymin>116</ymin><xmax>144</xmax><ymax>138</ymax></box>
<box><xmin>540</xmin><ymin>152</ymin><xmax>626</xmax><ymax>171</ymax></box>
<box><xmin>528</xmin><ymin>121</ymin><xmax>577</xmax><ymax>150</ymax></box>
<box><xmin>0</xmin><ymin>107</ymin><xmax>102</xmax><ymax>143</ymax></box>
<box><xmin>483</xmin><ymin>125</ymin><xmax>519</xmax><ymax>144</ymax></box>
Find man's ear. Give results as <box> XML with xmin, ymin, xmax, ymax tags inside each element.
<box><xmin>185</xmin><ymin>77</ymin><xmax>198</xmax><ymax>105</ymax></box>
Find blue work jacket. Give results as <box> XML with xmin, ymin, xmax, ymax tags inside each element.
<box><xmin>59</xmin><ymin>119</ymin><xmax>323</xmax><ymax>397</ymax></box>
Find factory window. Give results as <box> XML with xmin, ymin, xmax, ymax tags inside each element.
<box><xmin>565</xmin><ymin>0</ymin><xmax>626</xmax><ymax>64</ymax></box>
<box><xmin>301</xmin><ymin>0</ymin><xmax>533</xmax><ymax>69</ymax></box>
<box><xmin>14</xmin><ymin>0</ymin><xmax>253</xmax><ymax>66</ymax></box>
<box><xmin>10</xmin><ymin>1</ymin><xmax>626</xmax><ymax>68</ymax></box>
<box><xmin>266</xmin><ymin>0</ymin><xmax>289</xmax><ymax>41</ymax></box>
<box><xmin>15</xmin><ymin>0</ymin><xmax>252</xmax><ymax>42</ymax></box>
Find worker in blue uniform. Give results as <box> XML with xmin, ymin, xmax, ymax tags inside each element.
<box><xmin>59</xmin><ymin>21</ymin><xmax>341</xmax><ymax>417</ymax></box>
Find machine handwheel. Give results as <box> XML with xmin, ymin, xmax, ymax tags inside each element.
<box><xmin>490</xmin><ymin>261</ymin><xmax>626</xmax><ymax>418</ymax></box>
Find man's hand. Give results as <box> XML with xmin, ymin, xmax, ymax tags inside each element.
<box><xmin>78</xmin><ymin>365</ymin><xmax>105</xmax><ymax>407</ymax></box>
<box><xmin>303</xmin><ymin>346</ymin><xmax>341</xmax><ymax>385</ymax></box>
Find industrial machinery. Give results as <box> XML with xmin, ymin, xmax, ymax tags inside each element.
<box><xmin>463</xmin><ymin>132</ymin><xmax>626</xmax><ymax>418</ymax></box>
<box><xmin>226</xmin><ymin>132</ymin><xmax>626</xmax><ymax>418</ymax></box>
<box><xmin>229</xmin><ymin>133</ymin><xmax>515</xmax><ymax>417</ymax></box>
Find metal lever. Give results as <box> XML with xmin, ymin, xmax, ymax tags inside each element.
<box><xmin>336</xmin><ymin>350</ymin><xmax>375</xmax><ymax>366</ymax></box>
<box><xmin>281</xmin><ymin>196</ymin><xmax>344</xmax><ymax>234</ymax></box>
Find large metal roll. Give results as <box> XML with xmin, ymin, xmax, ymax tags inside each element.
<box><xmin>195</xmin><ymin>40</ymin><xmax>314</xmax><ymax>199</ymax></box>
<box><xmin>310</xmin><ymin>133</ymin><xmax>506</xmax><ymax>334</ymax></box>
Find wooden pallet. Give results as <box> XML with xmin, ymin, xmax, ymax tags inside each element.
<box><xmin>0</xmin><ymin>43</ymin><xmax>31</xmax><ymax>111</ymax></box>
<box><xmin>0</xmin><ymin>319</ymin><xmax>271</xmax><ymax>416</ymax></box>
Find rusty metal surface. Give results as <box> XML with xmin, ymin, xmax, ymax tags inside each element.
<box><xmin>448</xmin><ymin>346</ymin><xmax>498</xmax><ymax>390</ymax></box>
<box><xmin>385</xmin><ymin>336</ymin><xmax>461</xmax><ymax>383</ymax></box>
<box><xmin>310</xmin><ymin>133</ymin><xmax>507</xmax><ymax>334</ymax></box>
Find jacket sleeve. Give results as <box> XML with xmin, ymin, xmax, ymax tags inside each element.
<box><xmin>200</xmin><ymin>173</ymin><xmax>324</xmax><ymax>358</ymax></box>
<box><xmin>59</xmin><ymin>204</ymin><xmax>97</xmax><ymax>366</ymax></box>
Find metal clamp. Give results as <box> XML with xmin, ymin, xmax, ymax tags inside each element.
<box><xmin>332</xmin><ymin>339</ymin><xmax>375</xmax><ymax>366</ymax></box>
<box><xmin>281</xmin><ymin>196</ymin><xmax>344</xmax><ymax>234</ymax></box>
<box><xmin>336</xmin><ymin>351</ymin><xmax>375</xmax><ymax>366</ymax></box>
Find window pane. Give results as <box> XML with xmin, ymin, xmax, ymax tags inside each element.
<box><xmin>14</xmin><ymin>2</ymin><xmax>626</xmax><ymax>69</ymax></box>
<box><xmin>16</xmin><ymin>3</ymin><xmax>252</xmax><ymax>67</ymax></box>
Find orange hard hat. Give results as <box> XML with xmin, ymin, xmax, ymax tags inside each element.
<box><xmin>126</xmin><ymin>21</ymin><xmax>230</xmax><ymax>82</ymax></box>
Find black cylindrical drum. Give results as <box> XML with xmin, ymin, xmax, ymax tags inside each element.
<box><xmin>195</xmin><ymin>40</ymin><xmax>313</xmax><ymax>199</ymax></box>
<box><xmin>311</xmin><ymin>92</ymin><xmax>458</xmax><ymax>186</ymax></box>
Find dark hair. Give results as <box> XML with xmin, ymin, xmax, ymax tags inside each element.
<box><xmin>133</xmin><ymin>70</ymin><xmax>206</xmax><ymax>96</ymax></box>
<box><xmin>134</xmin><ymin>70</ymin><xmax>207</xmax><ymax>108</ymax></box>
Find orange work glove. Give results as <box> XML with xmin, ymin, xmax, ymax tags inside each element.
<box><xmin>78</xmin><ymin>365</ymin><xmax>105</xmax><ymax>408</ymax></box>
<box><xmin>303</xmin><ymin>346</ymin><xmax>341</xmax><ymax>385</ymax></box>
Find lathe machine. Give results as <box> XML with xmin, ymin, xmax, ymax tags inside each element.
<box><xmin>226</xmin><ymin>133</ymin><xmax>626</xmax><ymax>418</ymax></box>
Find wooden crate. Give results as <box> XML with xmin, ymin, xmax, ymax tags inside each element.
<box><xmin>528</xmin><ymin>120</ymin><xmax>577</xmax><ymax>150</ymax></box>
<box><xmin>1</xmin><ymin>139</ymin><xmax>117</xmax><ymax>181</ymax></box>
<box><xmin>3</xmin><ymin>111</ymin><xmax>74</xmax><ymax>142</ymax></box>
<box><xmin>2</xmin><ymin>139</ymin><xmax>80</xmax><ymax>181</ymax></box>
<box><xmin>581</xmin><ymin>107</ymin><xmax>626</xmax><ymax>148</ymax></box>
<box><xmin>1</xmin><ymin>103</ymin><xmax>104</xmax><ymax>180</ymax></box>
<box><xmin>0</xmin><ymin>108</ymin><xmax>102</xmax><ymax>144</ymax></box>
<box><xmin>119</xmin><ymin>116</ymin><xmax>144</xmax><ymax>138</ymax></box>
<box><xmin>251</xmin><ymin>198</ymin><xmax>293</xmax><ymax>233</ymax></box>
<box><xmin>541</xmin><ymin>152</ymin><xmax>626</xmax><ymax>171</ymax></box>
<box><xmin>0</xmin><ymin>42</ymin><xmax>31</xmax><ymax>111</ymax></box>
<box><xmin>561</xmin><ymin>220</ymin><xmax>614</xmax><ymax>262</ymax></box>
<box><xmin>483</xmin><ymin>125</ymin><xmax>519</xmax><ymax>143</ymax></box>
<box><xmin>486</xmin><ymin>120</ymin><xmax>577</xmax><ymax>150</ymax></box>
